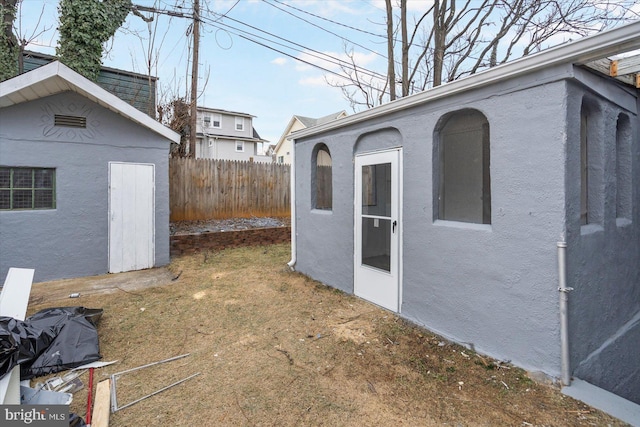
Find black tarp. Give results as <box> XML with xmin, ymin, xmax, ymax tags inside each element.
<box><xmin>0</xmin><ymin>307</ymin><xmax>102</xmax><ymax>380</ymax></box>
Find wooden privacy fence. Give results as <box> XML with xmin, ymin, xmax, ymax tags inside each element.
<box><xmin>170</xmin><ymin>158</ymin><xmax>290</xmax><ymax>221</ymax></box>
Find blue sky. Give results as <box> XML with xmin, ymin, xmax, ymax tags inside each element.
<box><xmin>17</xmin><ymin>0</ymin><xmax>405</xmax><ymax>145</ymax></box>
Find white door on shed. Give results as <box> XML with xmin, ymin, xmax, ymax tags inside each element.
<box><xmin>109</xmin><ymin>162</ymin><xmax>155</xmax><ymax>273</ymax></box>
<box><xmin>354</xmin><ymin>148</ymin><xmax>402</xmax><ymax>312</ymax></box>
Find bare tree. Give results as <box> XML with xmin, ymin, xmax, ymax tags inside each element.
<box><xmin>385</xmin><ymin>0</ymin><xmax>396</xmax><ymax>101</ymax></box>
<box><xmin>158</xmin><ymin>96</ymin><xmax>190</xmax><ymax>157</ymax></box>
<box><xmin>333</xmin><ymin>0</ymin><xmax>638</xmax><ymax>110</ymax></box>
<box><xmin>325</xmin><ymin>43</ymin><xmax>390</xmax><ymax>110</ymax></box>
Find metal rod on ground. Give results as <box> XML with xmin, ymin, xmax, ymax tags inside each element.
<box><xmin>86</xmin><ymin>367</ymin><xmax>94</xmax><ymax>426</ymax></box>
<box><xmin>110</xmin><ymin>353</ymin><xmax>192</xmax><ymax>413</ymax></box>
<box><xmin>110</xmin><ymin>353</ymin><xmax>190</xmax><ymax>378</ymax></box>
<box><xmin>113</xmin><ymin>372</ymin><xmax>200</xmax><ymax>413</ymax></box>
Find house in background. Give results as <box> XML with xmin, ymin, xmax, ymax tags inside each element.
<box><xmin>289</xmin><ymin>21</ymin><xmax>640</xmax><ymax>419</ymax></box>
<box><xmin>264</xmin><ymin>143</ymin><xmax>276</xmax><ymax>158</ymax></box>
<box><xmin>274</xmin><ymin>111</ymin><xmax>347</xmax><ymax>164</ymax></box>
<box><xmin>22</xmin><ymin>50</ymin><xmax>157</xmax><ymax>117</ymax></box>
<box><xmin>0</xmin><ymin>61</ymin><xmax>180</xmax><ymax>283</ymax></box>
<box><xmin>195</xmin><ymin>106</ymin><xmax>270</xmax><ymax>163</ymax></box>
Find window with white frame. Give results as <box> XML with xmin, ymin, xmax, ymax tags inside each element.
<box><xmin>203</xmin><ymin>116</ymin><xmax>211</xmax><ymax>127</ymax></box>
<box><xmin>0</xmin><ymin>167</ymin><xmax>56</xmax><ymax>210</ymax></box>
<box><xmin>434</xmin><ymin>109</ymin><xmax>491</xmax><ymax>224</ymax></box>
<box><xmin>278</xmin><ymin>156</ymin><xmax>284</xmax><ymax>164</ymax></box>
<box><xmin>235</xmin><ymin>117</ymin><xmax>245</xmax><ymax>131</ymax></box>
<box><xmin>235</xmin><ymin>141</ymin><xmax>245</xmax><ymax>152</ymax></box>
<box><xmin>212</xmin><ymin>114</ymin><xmax>221</xmax><ymax>128</ymax></box>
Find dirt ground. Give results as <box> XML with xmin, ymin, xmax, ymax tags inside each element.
<box><xmin>27</xmin><ymin>243</ymin><xmax>627</xmax><ymax>426</ymax></box>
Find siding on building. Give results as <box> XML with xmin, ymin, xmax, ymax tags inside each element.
<box><xmin>22</xmin><ymin>51</ymin><xmax>157</xmax><ymax>116</ymax></box>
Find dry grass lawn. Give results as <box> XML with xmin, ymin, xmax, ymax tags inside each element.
<box><xmin>28</xmin><ymin>243</ymin><xmax>626</xmax><ymax>426</ymax></box>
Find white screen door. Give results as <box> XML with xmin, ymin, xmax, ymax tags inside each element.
<box><xmin>109</xmin><ymin>162</ymin><xmax>155</xmax><ymax>273</ymax></box>
<box><xmin>354</xmin><ymin>148</ymin><xmax>401</xmax><ymax>312</ymax></box>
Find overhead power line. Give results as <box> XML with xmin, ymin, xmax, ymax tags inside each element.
<box><xmin>131</xmin><ymin>3</ymin><xmax>391</xmax><ymax>94</ymax></box>
<box><xmin>200</xmin><ymin>17</ymin><xmax>385</xmax><ymax>87</ymax></box>
<box><xmin>200</xmin><ymin>12</ymin><xmax>388</xmax><ymax>82</ymax></box>
<box><xmin>261</xmin><ymin>0</ymin><xmax>408</xmax><ymax>78</ymax></box>
<box><xmin>266</xmin><ymin>0</ymin><xmax>386</xmax><ymax>39</ymax></box>
<box><xmin>261</xmin><ymin>0</ymin><xmax>388</xmax><ymax>61</ymax></box>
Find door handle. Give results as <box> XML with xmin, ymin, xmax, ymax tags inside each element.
<box><xmin>392</xmin><ymin>220</ymin><xmax>397</xmax><ymax>233</ymax></box>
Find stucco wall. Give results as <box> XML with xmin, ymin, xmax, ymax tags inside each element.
<box><xmin>294</xmin><ymin>66</ymin><xmax>574</xmax><ymax>378</ymax></box>
<box><xmin>0</xmin><ymin>91</ymin><xmax>171</xmax><ymax>283</ymax></box>
<box><xmin>564</xmin><ymin>71</ymin><xmax>640</xmax><ymax>403</ymax></box>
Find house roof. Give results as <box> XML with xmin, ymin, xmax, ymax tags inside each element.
<box><xmin>22</xmin><ymin>50</ymin><xmax>158</xmax><ymax>81</ymax></box>
<box><xmin>197</xmin><ymin>106</ymin><xmax>255</xmax><ymax>118</ymax></box>
<box><xmin>292</xmin><ymin>20</ymin><xmax>640</xmax><ymax>141</ymax></box>
<box><xmin>197</xmin><ymin>127</ymin><xmax>266</xmax><ymax>143</ymax></box>
<box><xmin>274</xmin><ymin>110</ymin><xmax>347</xmax><ymax>153</ymax></box>
<box><xmin>0</xmin><ymin>61</ymin><xmax>180</xmax><ymax>143</ymax></box>
<box><xmin>252</xmin><ymin>127</ymin><xmax>267</xmax><ymax>142</ymax></box>
<box><xmin>295</xmin><ymin>111</ymin><xmax>347</xmax><ymax>128</ymax></box>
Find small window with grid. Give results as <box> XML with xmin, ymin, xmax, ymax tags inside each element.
<box><xmin>213</xmin><ymin>114</ymin><xmax>222</xmax><ymax>128</ymax></box>
<box><xmin>0</xmin><ymin>167</ymin><xmax>56</xmax><ymax>210</ymax></box>
<box><xmin>235</xmin><ymin>117</ymin><xmax>245</xmax><ymax>131</ymax></box>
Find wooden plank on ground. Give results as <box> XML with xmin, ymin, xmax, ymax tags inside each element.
<box><xmin>0</xmin><ymin>267</ymin><xmax>35</xmax><ymax>404</ymax></box>
<box><xmin>0</xmin><ymin>267</ymin><xmax>34</xmax><ymax>320</ymax></box>
<box><xmin>92</xmin><ymin>379</ymin><xmax>111</xmax><ymax>427</ymax></box>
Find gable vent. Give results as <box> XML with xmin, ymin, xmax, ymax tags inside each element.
<box><xmin>54</xmin><ymin>114</ymin><xmax>87</xmax><ymax>128</ymax></box>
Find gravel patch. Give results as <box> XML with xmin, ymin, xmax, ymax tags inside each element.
<box><xmin>170</xmin><ymin>217</ymin><xmax>290</xmax><ymax>235</ymax></box>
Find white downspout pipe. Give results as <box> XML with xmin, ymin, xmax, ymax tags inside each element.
<box><xmin>557</xmin><ymin>241</ymin><xmax>573</xmax><ymax>386</ymax></box>
<box><xmin>287</xmin><ymin>139</ymin><xmax>296</xmax><ymax>270</ymax></box>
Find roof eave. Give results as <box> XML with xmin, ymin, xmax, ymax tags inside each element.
<box><xmin>0</xmin><ymin>62</ymin><xmax>180</xmax><ymax>144</ymax></box>
<box><xmin>197</xmin><ymin>106</ymin><xmax>255</xmax><ymax>118</ymax></box>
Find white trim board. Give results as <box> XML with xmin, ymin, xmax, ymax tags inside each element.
<box><xmin>0</xmin><ymin>268</ymin><xmax>35</xmax><ymax>404</ymax></box>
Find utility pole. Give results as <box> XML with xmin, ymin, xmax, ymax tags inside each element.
<box><xmin>189</xmin><ymin>0</ymin><xmax>200</xmax><ymax>157</ymax></box>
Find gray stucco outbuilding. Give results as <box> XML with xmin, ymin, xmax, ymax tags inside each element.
<box><xmin>289</xmin><ymin>21</ymin><xmax>640</xmax><ymax>409</ymax></box>
<box><xmin>0</xmin><ymin>62</ymin><xmax>180</xmax><ymax>283</ymax></box>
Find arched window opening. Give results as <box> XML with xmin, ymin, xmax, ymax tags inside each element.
<box><xmin>580</xmin><ymin>98</ymin><xmax>603</xmax><ymax>227</ymax></box>
<box><xmin>435</xmin><ymin>109</ymin><xmax>491</xmax><ymax>224</ymax></box>
<box><xmin>615</xmin><ymin>113</ymin><xmax>632</xmax><ymax>222</ymax></box>
<box><xmin>313</xmin><ymin>144</ymin><xmax>332</xmax><ymax>210</ymax></box>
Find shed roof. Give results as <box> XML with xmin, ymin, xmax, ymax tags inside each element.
<box><xmin>0</xmin><ymin>61</ymin><xmax>180</xmax><ymax>144</ymax></box>
<box><xmin>292</xmin><ymin>20</ymin><xmax>640</xmax><ymax>141</ymax></box>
